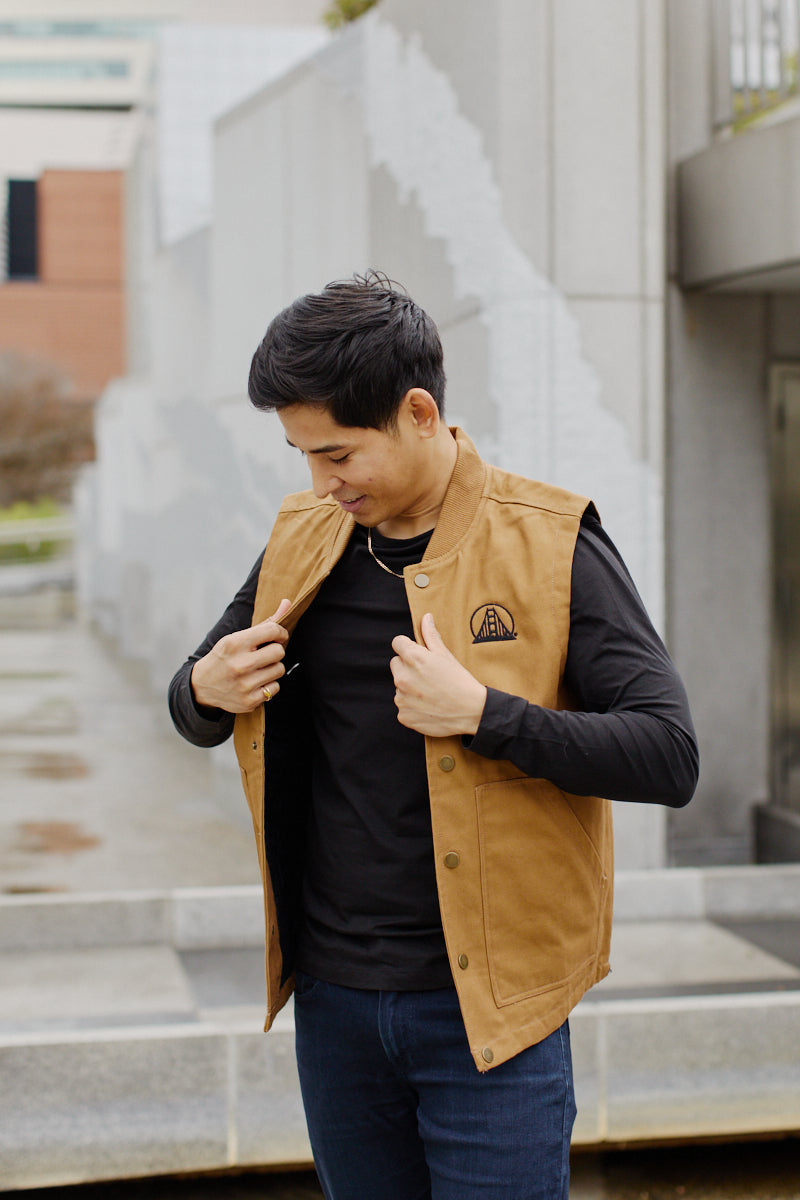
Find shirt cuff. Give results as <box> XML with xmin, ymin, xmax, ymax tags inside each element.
<box><xmin>182</xmin><ymin>669</ymin><xmax>230</xmax><ymax>730</ymax></box>
<box><xmin>461</xmin><ymin>686</ymin><xmax>529</xmax><ymax>759</ymax></box>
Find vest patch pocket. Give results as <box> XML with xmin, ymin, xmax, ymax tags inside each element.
<box><xmin>476</xmin><ymin>776</ymin><xmax>606</xmax><ymax>1007</ymax></box>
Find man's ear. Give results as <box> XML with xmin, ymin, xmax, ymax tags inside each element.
<box><xmin>402</xmin><ymin>388</ymin><xmax>440</xmax><ymax>437</ymax></box>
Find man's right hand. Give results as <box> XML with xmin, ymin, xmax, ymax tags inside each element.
<box><xmin>190</xmin><ymin>598</ymin><xmax>292</xmax><ymax>713</ymax></box>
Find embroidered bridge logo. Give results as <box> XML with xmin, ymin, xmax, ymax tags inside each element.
<box><xmin>470</xmin><ymin>603</ymin><xmax>517</xmax><ymax>644</ymax></box>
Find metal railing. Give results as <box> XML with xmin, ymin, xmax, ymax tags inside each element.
<box><xmin>714</xmin><ymin>0</ymin><xmax>800</xmax><ymax>129</ymax></box>
<box><xmin>0</xmin><ymin>514</ymin><xmax>74</xmax><ymax>554</ymax></box>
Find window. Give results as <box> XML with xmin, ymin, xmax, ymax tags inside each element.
<box><xmin>6</xmin><ymin>180</ymin><xmax>37</xmax><ymax>280</ymax></box>
<box><xmin>0</xmin><ymin>20</ymin><xmax>158</xmax><ymax>38</ymax></box>
<box><xmin>0</xmin><ymin>59</ymin><xmax>130</xmax><ymax>81</ymax></box>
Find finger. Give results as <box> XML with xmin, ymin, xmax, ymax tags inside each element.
<box><xmin>419</xmin><ymin>612</ymin><xmax>446</xmax><ymax>651</ymax></box>
<box><xmin>247</xmin><ymin>642</ymin><xmax>286</xmax><ymax>675</ymax></box>
<box><xmin>391</xmin><ymin>633</ymin><xmax>418</xmax><ymax>657</ymax></box>
<box><xmin>249</xmin><ymin>615</ymin><xmax>290</xmax><ymax>646</ymax></box>
<box><xmin>246</xmin><ymin>599</ymin><xmax>292</xmax><ymax>645</ymax></box>
<box><xmin>389</xmin><ymin>659</ymin><xmax>414</xmax><ymax>692</ymax></box>
<box><xmin>257</xmin><ymin>658</ymin><xmax>287</xmax><ymax>704</ymax></box>
<box><xmin>259</xmin><ymin>679</ymin><xmax>280</xmax><ymax>704</ymax></box>
<box><xmin>269</xmin><ymin>598</ymin><xmax>292</xmax><ymax>623</ymax></box>
<box><xmin>257</xmin><ymin>660</ymin><xmax>286</xmax><ymax>690</ymax></box>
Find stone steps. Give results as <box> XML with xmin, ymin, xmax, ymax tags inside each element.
<box><xmin>2</xmin><ymin>868</ymin><xmax>800</xmax><ymax>1189</ymax></box>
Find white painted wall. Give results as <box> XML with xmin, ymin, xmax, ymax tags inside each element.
<box><xmin>157</xmin><ymin>24</ymin><xmax>329</xmax><ymax>245</ymax></box>
<box><xmin>81</xmin><ymin>0</ymin><xmax>671</xmax><ymax>866</ymax></box>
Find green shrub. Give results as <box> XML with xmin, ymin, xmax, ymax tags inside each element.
<box><xmin>323</xmin><ymin>0</ymin><xmax>379</xmax><ymax>30</ymax></box>
<box><xmin>0</xmin><ymin>498</ymin><xmax>64</xmax><ymax>563</ymax></box>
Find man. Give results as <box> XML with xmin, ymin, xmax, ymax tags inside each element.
<box><xmin>169</xmin><ymin>272</ymin><xmax>698</xmax><ymax>1200</ymax></box>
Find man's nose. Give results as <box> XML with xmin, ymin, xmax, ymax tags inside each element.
<box><xmin>309</xmin><ymin>459</ymin><xmax>340</xmax><ymax>499</ymax></box>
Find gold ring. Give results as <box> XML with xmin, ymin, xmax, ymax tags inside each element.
<box><xmin>262</xmin><ymin>685</ymin><xmax>273</xmax><ymax>703</ymax></box>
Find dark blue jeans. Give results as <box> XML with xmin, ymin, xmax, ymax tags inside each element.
<box><xmin>293</xmin><ymin>971</ymin><xmax>576</xmax><ymax>1200</ymax></box>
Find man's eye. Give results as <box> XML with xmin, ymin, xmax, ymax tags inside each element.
<box><xmin>330</xmin><ymin>454</ymin><xmax>350</xmax><ymax>465</ymax></box>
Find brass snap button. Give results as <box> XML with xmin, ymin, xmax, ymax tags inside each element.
<box><xmin>444</xmin><ymin>852</ymin><xmax>460</xmax><ymax>869</ymax></box>
<box><xmin>439</xmin><ymin>755</ymin><xmax>455</xmax><ymax>772</ymax></box>
<box><xmin>251</xmin><ymin>741</ymin><xmax>258</xmax><ymax>750</ymax></box>
<box><xmin>458</xmin><ymin>954</ymin><xmax>469</xmax><ymax>970</ymax></box>
<box><xmin>414</xmin><ymin>573</ymin><xmax>430</xmax><ymax>588</ymax></box>
<box><xmin>482</xmin><ymin>1047</ymin><xmax>494</xmax><ymax>1064</ymax></box>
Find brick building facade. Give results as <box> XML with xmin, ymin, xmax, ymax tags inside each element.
<box><xmin>0</xmin><ymin>169</ymin><xmax>125</xmax><ymax>399</ymax></box>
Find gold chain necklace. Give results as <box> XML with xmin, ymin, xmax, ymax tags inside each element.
<box><xmin>367</xmin><ymin>528</ymin><xmax>405</xmax><ymax>578</ymax></box>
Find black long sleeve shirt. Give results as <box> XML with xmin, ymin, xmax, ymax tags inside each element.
<box><xmin>169</xmin><ymin>514</ymin><xmax>698</xmax><ymax>808</ymax></box>
<box><xmin>169</xmin><ymin>514</ymin><xmax>697</xmax><ymax>990</ymax></box>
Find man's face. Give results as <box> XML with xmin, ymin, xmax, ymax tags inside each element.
<box><xmin>278</xmin><ymin>401</ymin><xmax>435</xmax><ymax>534</ymax></box>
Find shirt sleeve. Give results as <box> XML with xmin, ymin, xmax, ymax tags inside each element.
<box><xmin>167</xmin><ymin>552</ymin><xmax>263</xmax><ymax>748</ymax></box>
<box><xmin>464</xmin><ymin>514</ymin><xmax>699</xmax><ymax>807</ymax></box>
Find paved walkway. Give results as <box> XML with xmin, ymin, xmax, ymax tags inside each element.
<box><xmin>0</xmin><ymin>595</ymin><xmax>258</xmax><ymax>896</ymax></box>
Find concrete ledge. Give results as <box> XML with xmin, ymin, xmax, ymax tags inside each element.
<box><xmin>0</xmin><ymin>891</ymin><xmax>172</xmax><ymax>952</ymax></box>
<box><xmin>2</xmin><ymin>987</ymin><xmax>799</xmax><ymax>1187</ymax></box>
<box><xmin>0</xmin><ymin>886</ymin><xmax>265</xmax><ymax>952</ymax></box>
<box><xmin>0</xmin><ymin>1018</ymin><xmax>310</xmax><ymax>1190</ymax></box>
<box><xmin>172</xmin><ymin>886</ymin><xmax>266</xmax><ymax>950</ymax></box>
<box><xmin>4</xmin><ymin>865</ymin><xmax>800</xmax><ymax>952</ymax></box>
<box><xmin>572</xmin><ymin>991</ymin><xmax>800</xmax><ymax>1144</ymax></box>
<box><xmin>678</xmin><ymin>113</ymin><xmax>800</xmax><ymax>290</ymax></box>
<box><xmin>613</xmin><ymin>868</ymin><xmax>705</xmax><ymax>921</ymax></box>
<box><xmin>613</xmin><ymin>863</ymin><xmax>800</xmax><ymax>922</ymax></box>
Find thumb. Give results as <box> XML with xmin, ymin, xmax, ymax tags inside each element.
<box><xmin>420</xmin><ymin>612</ymin><xmax>447</xmax><ymax>652</ymax></box>
<box><xmin>269</xmin><ymin>598</ymin><xmax>292</xmax><ymax>623</ymax></box>
<box><xmin>250</xmin><ymin>599</ymin><xmax>292</xmax><ymax>644</ymax></box>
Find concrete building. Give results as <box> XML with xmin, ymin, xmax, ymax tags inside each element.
<box><xmin>0</xmin><ymin>163</ymin><xmax>128</xmax><ymax>400</ymax></box>
<box><xmin>79</xmin><ymin>0</ymin><xmax>800</xmax><ymax>873</ymax></box>
<box><xmin>670</xmin><ymin>0</ymin><xmax>800</xmax><ymax>865</ymax></box>
<box><xmin>0</xmin><ymin>11</ymin><xmax>151</xmax><ymax>398</ymax></box>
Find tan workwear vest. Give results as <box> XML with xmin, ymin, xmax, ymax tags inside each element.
<box><xmin>234</xmin><ymin>429</ymin><xmax>613</xmax><ymax>1072</ymax></box>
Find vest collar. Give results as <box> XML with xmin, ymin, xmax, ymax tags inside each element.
<box><xmin>423</xmin><ymin>427</ymin><xmax>486</xmax><ymax>561</ymax></box>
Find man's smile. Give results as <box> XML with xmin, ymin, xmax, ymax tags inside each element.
<box><xmin>336</xmin><ymin>494</ymin><xmax>367</xmax><ymax>513</ymax></box>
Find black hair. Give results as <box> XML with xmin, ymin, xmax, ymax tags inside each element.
<box><xmin>247</xmin><ymin>270</ymin><xmax>446</xmax><ymax>429</ymax></box>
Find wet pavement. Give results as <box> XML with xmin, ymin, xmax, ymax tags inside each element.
<box><xmin>0</xmin><ymin>583</ymin><xmax>258</xmax><ymax>896</ymax></box>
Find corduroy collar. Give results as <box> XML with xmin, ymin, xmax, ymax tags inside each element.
<box><xmin>423</xmin><ymin>427</ymin><xmax>487</xmax><ymax>561</ymax></box>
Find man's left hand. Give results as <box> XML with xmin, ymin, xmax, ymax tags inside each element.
<box><xmin>390</xmin><ymin>613</ymin><xmax>487</xmax><ymax>737</ymax></box>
